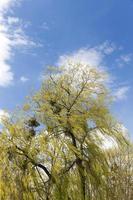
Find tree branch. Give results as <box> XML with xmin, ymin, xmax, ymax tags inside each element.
<box><xmin>15</xmin><ymin>145</ymin><xmax>51</xmax><ymax>179</ymax></box>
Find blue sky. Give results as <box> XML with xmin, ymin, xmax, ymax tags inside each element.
<box><xmin>0</xmin><ymin>0</ymin><xmax>133</xmax><ymax>136</ymax></box>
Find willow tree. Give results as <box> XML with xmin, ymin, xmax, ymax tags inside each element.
<box><xmin>106</xmin><ymin>144</ymin><xmax>133</xmax><ymax>200</ymax></box>
<box><xmin>0</xmin><ymin>63</ymin><xmax>127</xmax><ymax>200</ymax></box>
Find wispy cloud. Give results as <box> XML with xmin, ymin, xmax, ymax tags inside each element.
<box><xmin>97</xmin><ymin>41</ymin><xmax>116</xmax><ymax>55</ymax></box>
<box><xmin>7</xmin><ymin>16</ymin><xmax>20</xmax><ymax>25</ymax></box>
<box><xmin>120</xmin><ymin>54</ymin><xmax>132</xmax><ymax>63</ymax></box>
<box><xmin>41</xmin><ymin>22</ymin><xmax>49</xmax><ymax>30</ymax></box>
<box><xmin>20</xmin><ymin>76</ymin><xmax>29</xmax><ymax>83</ymax></box>
<box><xmin>0</xmin><ymin>0</ymin><xmax>37</xmax><ymax>87</ymax></box>
<box><xmin>114</xmin><ymin>86</ymin><xmax>130</xmax><ymax>101</ymax></box>
<box><xmin>116</xmin><ymin>54</ymin><xmax>133</xmax><ymax>67</ymax></box>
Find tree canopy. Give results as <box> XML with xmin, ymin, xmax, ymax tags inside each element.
<box><xmin>0</xmin><ymin>63</ymin><xmax>132</xmax><ymax>200</ymax></box>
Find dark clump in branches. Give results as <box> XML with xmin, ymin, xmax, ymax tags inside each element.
<box><xmin>26</xmin><ymin>117</ymin><xmax>40</xmax><ymax>128</ymax></box>
<box><xmin>25</xmin><ymin>117</ymin><xmax>40</xmax><ymax>137</ymax></box>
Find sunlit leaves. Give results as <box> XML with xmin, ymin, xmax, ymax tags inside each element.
<box><xmin>0</xmin><ymin>63</ymin><xmax>129</xmax><ymax>200</ymax></box>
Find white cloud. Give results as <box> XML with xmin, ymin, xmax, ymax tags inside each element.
<box><xmin>55</xmin><ymin>43</ymin><xmax>115</xmax><ymax>95</ymax></box>
<box><xmin>58</xmin><ymin>48</ymin><xmax>103</xmax><ymax>67</ymax></box>
<box><xmin>57</xmin><ymin>41</ymin><xmax>116</xmax><ymax>68</ymax></box>
<box><xmin>20</xmin><ymin>76</ymin><xmax>29</xmax><ymax>83</ymax></box>
<box><xmin>0</xmin><ymin>0</ymin><xmax>16</xmax><ymax>87</ymax></box>
<box><xmin>0</xmin><ymin>2</ymin><xmax>16</xmax><ymax>87</ymax></box>
<box><xmin>114</xmin><ymin>86</ymin><xmax>130</xmax><ymax>101</ymax></box>
<box><xmin>0</xmin><ymin>0</ymin><xmax>36</xmax><ymax>87</ymax></box>
<box><xmin>0</xmin><ymin>0</ymin><xmax>13</xmax><ymax>11</ymax></box>
<box><xmin>57</xmin><ymin>42</ymin><xmax>117</xmax><ymax>88</ymax></box>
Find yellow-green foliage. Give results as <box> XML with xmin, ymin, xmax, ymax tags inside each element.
<box><xmin>0</xmin><ymin>63</ymin><xmax>130</xmax><ymax>200</ymax></box>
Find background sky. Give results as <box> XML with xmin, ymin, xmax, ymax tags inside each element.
<box><xmin>0</xmin><ymin>0</ymin><xmax>133</xmax><ymax>137</ymax></box>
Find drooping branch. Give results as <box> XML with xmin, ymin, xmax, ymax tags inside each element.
<box><xmin>15</xmin><ymin>145</ymin><xmax>51</xmax><ymax>179</ymax></box>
